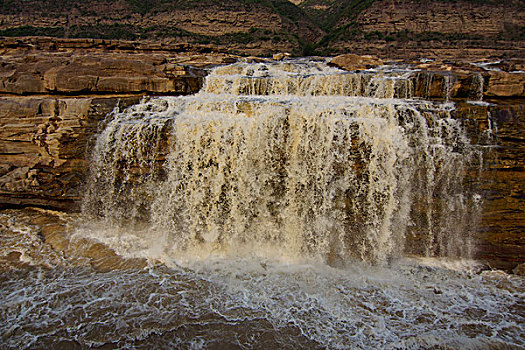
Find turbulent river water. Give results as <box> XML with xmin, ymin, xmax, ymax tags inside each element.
<box><xmin>1</xmin><ymin>60</ymin><xmax>524</xmax><ymax>349</ymax></box>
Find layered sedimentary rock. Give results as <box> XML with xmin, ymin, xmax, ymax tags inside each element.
<box><xmin>0</xmin><ymin>50</ymin><xmax>220</xmax><ymax>210</ymax></box>
<box><xmin>2</xmin><ymin>0</ymin><xmax>523</xmax><ymax>58</ymax></box>
<box><xmin>355</xmin><ymin>0</ymin><xmax>524</xmax><ymax>36</ymax></box>
<box><xmin>330</xmin><ymin>54</ymin><xmax>525</xmax><ymax>271</ymax></box>
<box><xmin>0</xmin><ymin>53</ymin><xmax>207</xmax><ymax>95</ymax></box>
<box><xmin>0</xmin><ymin>0</ymin><xmax>322</xmax><ymax>56</ymax></box>
<box><xmin>451</xmin><ymin>102</ymin><xmax>525</xmax><ymax>271</ymax></box>
<box><xmin>317</xmin><ymin>0</ymin><xmax>524</xmax><ymax>58</ymax></box>
<box><xmin>0</xmin><ymin>96</ymin><xmax>143</xmax><ymax>210</ymax></box>
<box><xmin>476</xmin><ymin>103</ymin><xmax>525</xmax><ymax>271</ymax></box>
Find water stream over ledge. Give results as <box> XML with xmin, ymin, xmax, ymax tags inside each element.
<box><xmin>1</xmin><ymin>60</ymin><xmax>523</xmax><ymax>349</ymax></box>
<box><xmin>83</xmin><ymin>60</ymin><xmax>480</xmax><ymax>264</ymax></box>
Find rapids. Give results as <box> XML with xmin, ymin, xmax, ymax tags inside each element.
<box><xmin>1</xmin><ymin>60</ymin><xmax>523</xmax><ymax>349</ymax></box>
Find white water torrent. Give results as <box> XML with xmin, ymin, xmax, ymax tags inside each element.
<box><xmin>83</xmin><ymin>60</ymin><xmax>478</xmax><ymax>265</ymax></box>
<box><xmin>2</xmin><ymin>60</ymin><xmax>523</xmax><ymax>350</ymax></box>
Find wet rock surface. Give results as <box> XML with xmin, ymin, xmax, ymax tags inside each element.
<box><xmin>0</xmin><ymin>207</ymin><xmax>147</xmax><ymax>271</ymax></box>
<box><xmin>0</xmin><ymin>95</ymin><xmax>143</xmax><ymax>210</ymax></box>
<box><xmin>328</xmin><ymin>54</ymin><xmax>384</xmax><ymax>71</ymax></box>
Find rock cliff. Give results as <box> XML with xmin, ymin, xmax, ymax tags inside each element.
<box><xmin>342</xmin><ymin>0</ymin><xmax>523</xmax><ymax>59</ymax></box>
<box><xmin>296</xmin><ymin>0</ymin><xmax>524</xmax><ymax>58</ymax></box>
<box><xmin>0</xmin><ymin>96</ymin><xmax>141</xmax><ymax>210</ymax></box>
<box><xmin>355</xmin><ymin>0</ymin><xmax>524</xmax><ymax>36</ymax></box>
<box><xmin>0</xmin><ymin>0</ymin><xmax>323</xmax><ymax>56</ymax></box>
<box><xmin>1</xmin><ymin>0</ymin><xmax>523</xmax><ymax>58</ymax></box>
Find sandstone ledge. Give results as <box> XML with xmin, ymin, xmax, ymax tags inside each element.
<box><xmin>0</xmin><ymin>52</ymin><xmax>214</xmax><ymax>96</ymax></box>
<box><xmin>0</xmin><ymin>95</ymin><xmax>143</xmax><ymax>211</ymax></box>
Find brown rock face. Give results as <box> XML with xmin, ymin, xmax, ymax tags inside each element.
<box><xmin>329</xmin><ymin>54</ymin><xmax>384</xmax><ymax>70</ymax></box>
<box><xmin>1</xmin><ymin>2</ymin><xmax>267</xmax><ymax>34</ymax></box>
<box><xmin>321</xmin><ymin>0</ymin><xmax>524</xmax><ymax>59</ymax></box>
<box><xmin>514</xmin><ymin>263</ymin><xmax>525</xmax><ymax>275</ymax></box>
<box><xmin>449</xmin><ymin>100</ymin><xmax>525</xmax><ymax>272</ymax></box>
<box><xmin>0</xmin><ymin>0</ymin><xmax>323</xmax><ymax>56</ymax></box>
<box><xmin>0</xmin><ymin>96</ymin><xmax>142</xmax><ymax>210</ymax></box>
<box><xmin>485</xmin><ymin>72</ymin><xmax>525</xmax><ymax>98</ymax></box>
<box><xmin>476</xmin><ymin>102</ymin><xmax>525</xmax><ymax>271</ymax></box>
<box><xmin>1</xmin><ymin>0</ymin><xmax>523</xmax><ymax>58</ymax></box>
<box><xmin>332</xmin><ymin>55</ymin><xmax>525</xmax><ymax>100</ymax></box>
<box><xmin>356</xmin><ymin>0</ymin><xmax>524</xmax><ymax>36</ymax></box>
<box><xmin>0</xmin><ymin>53</ymin><xmax>206</xmax><ymax>96</ymax></box>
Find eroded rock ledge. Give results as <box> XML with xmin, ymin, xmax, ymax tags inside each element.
<box><xmin>330</xmin><ymin>54</ymin><xmax>525</xmax><ymax>99</ymax></box>
<box><xmin>0</xmin><ymin>52</ymin><xmax>220</xmax><ymax>96</ymax></box>
<box><xmin>0</xmin><ymin>95</ymin><xmax>142</xmax><ymax>210</ymax></box>
<box><xmin>0</xmin><ymin>48</ymin><xmax>241</xmax><ymax>210</ymax></box>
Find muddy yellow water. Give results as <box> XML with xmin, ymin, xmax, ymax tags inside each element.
<box><xmin>2</xmin><ymin>60</ymin><xmax>523</xmax><ymax>349</ymax></box>
<box><xmin>1</xmin><ymin>208</ymin><xmax>523</xmax><ymax>349</ymax></box>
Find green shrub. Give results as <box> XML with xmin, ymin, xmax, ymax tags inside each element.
<box><xmin>70</xmin><ymin>24</ymin><xmax>137</xmax><ymax>40</ymax></box>
<box><xmin>0</xmin><ymin>25</ymin><xmax>65</xmax><ymax>37</ymax></box>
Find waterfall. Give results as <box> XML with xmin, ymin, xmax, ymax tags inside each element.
<box><xmin>82</xmin><ymin>60</ymin><xmax>480</xmax><ymax>265</ymax></box>
<box><xmin>7</xmin><ymin>60</ymin><xmax>522</xmax><ymax>350</ymax></box>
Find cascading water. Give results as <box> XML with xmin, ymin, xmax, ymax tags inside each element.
<box><xmin>2</xmin><ymin>60</ymin><xmax>523</xmax><ymax>350</ymax></box>
<box><xmin>83</xmin><ymin>60</ymin><xmax>479</xmax><ymax>264</ymax></box>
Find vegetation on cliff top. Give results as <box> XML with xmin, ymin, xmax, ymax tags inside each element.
<box><xmin>0</xmin><ymin>0</ymin><xmax>523</xmax><ymax>56</ymax></box>
<box><xmin>0</xmin><ymin>0</ymin><xmax>320</xmax><ymax>54</ymax></box>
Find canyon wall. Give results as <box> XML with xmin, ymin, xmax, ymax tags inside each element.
<box><xmin>2</xmin><ymin>1</ymin><xmax>523</xmax><ymax>58</ymax></box>
<box><xmin>0</xmin><ymin>0</ymin><xmax>322</xmax><ymax>56</ymax></box>
<box><xmin>296</xmin><ymin>0</ymin><xmax>525</xmax><ymax>58</ymax></box>
<box><xmin>355</xmin><ymin>0</ymin><xmax>524</xmax><ymax>35</ymax></box>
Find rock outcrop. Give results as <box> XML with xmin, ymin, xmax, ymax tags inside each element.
<box><xmin>303</xmin><ymin>0</ymin><xmax>525</xmax><ymax>59</ymax></box>
<box><xmin>0</xmin><ymin>96</ymin><xmax>142</xmax><ymax>210</ymax></box>
<box><xmin>328</xmin><ymin>54</ymin><xmax>384</xmax><ymax>71</ymax></box>
<box><xmin>355</xmin><ymin>0</ymin><xmax>524</xmax><ymax>36</ymax></box>
<box><xmin>0</xmin><ymin>53</ymin><xmax>207</xmax><ymax>96</ymax></box>
<box><xmin>0</xmin><ymin>49</ymin><xmax>235</xmax><ymax>210</ymax></box>
<box><xmin>2</xmin><ymin>0</ymin><xmax>523</xmax><ymax>58</ymax></box>
<box><xmin>0</xmin><ymin>207</ymin><xmax>148</xmax><ymax>271</ymax></box>
<box><xmin>0</xmin><ymin>0</ymin><xmax>323</xmax><ymax>56</ymax></box>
